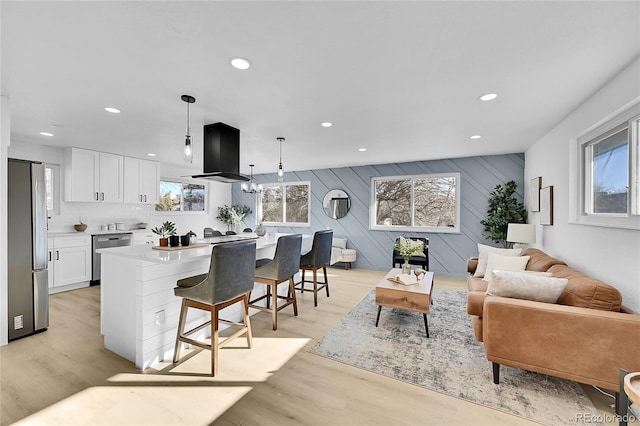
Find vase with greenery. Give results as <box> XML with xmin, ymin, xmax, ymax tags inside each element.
<box><xmin>480</xmin><ymin>180</ymin><xmax>527</xmax><ymax>248</ymax></box>
<box><xmin>216</xmin><ymin>204</ymin><xmax>252</xmax><ymax>231</ymax></box>
<box><xmin>151</xmin><ymin>221</ymin><xmax>177</xmax><ymax>246</ymax></box>
<box><xmin>394</xmin><ymin>236</ymin><xmax>424</xmax><ymax>274</ymax></box>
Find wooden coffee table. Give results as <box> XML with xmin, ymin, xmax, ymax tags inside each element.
<box><xmin>375</xmin><ymin>268</ymin><xmax>434</xmax><ymax>337</ymax></box>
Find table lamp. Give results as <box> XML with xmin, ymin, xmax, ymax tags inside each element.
<box><xmin>506</xmin><ymin>223</ymin><xmax>536</xmax><ymax>249</ymax></box>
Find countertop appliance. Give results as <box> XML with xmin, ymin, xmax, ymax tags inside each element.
<box><xmin>91</xmin><ymin>233</ymin><xmax>132</xmax><ymax>284</ymax></box>
<box><xmin>8</xmin><ymin>159</ymin><xmax>49</xmax><ymax>341</ymax></box>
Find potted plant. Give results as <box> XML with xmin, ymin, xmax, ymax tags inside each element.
<box><xmin>480</xmin><ymin>180</ymin><xmax>527</xmax><ymax>248</ymax></box>
<box><xmin>216</xmin><ymin>204</ymin><xmax>252</xmax><ymax>231</ymax></box>
<box><xmin>151</xmin><ymin>221</ymin><xmax>177</xmax><ymax>247</ymax></box>
<box><xmin>394</xmin><ymin>236</ymin><xmax>425</xmax><ymax>274</ymax></box>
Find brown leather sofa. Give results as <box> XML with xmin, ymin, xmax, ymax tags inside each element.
<box><xmin>467</xmin><ymin>248</ymin><xmax>640</xmax><ymax>395</ymax></box>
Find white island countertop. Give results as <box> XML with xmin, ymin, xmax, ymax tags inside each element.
<box><xmin>96</xmin><ymin>233</ymin><xmax>307</xmax><ymax>264</ymax></box>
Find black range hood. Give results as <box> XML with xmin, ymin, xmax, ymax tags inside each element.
<box><xmin>190</xmin><ymin>122</ymin><xmax>249</xmax><ymax>183</ymax></box>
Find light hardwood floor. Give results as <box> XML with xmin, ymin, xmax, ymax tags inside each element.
<box><xmin>0</xmin><ymin>268</ymin><xmax>615</xmax><ymax>425</ymax></box>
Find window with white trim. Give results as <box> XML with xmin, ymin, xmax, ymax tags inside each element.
<box><xmin>155</xmin><ymin>179</ymin><xmax>207</xmax><ymax>212</ymax></box>
<box><xmin>259</xmin><ymin>181</ymin><xmax>310</xmax><ymax>227</ymax></box>
<box><xmin>370</xmin><ymin>172</ymin><xmax>460</xmax><ymax>233</ymax></box>
<box><xmin>576</xmin><ymin>101</ymin><xmax>640</xmax><ymax>229</ymax></box>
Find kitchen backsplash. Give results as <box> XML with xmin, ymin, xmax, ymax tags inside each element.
<box><xmin>48</xmin><ymin>202</ymin><xmax>155</xmax><ymax>233</ymax></box>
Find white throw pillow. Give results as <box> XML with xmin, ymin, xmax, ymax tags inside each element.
<box><xmin>473</xmin><ymin>244</ymin><xmax>522</xmax><ymax>278</ymax></box>
<box><xmin>486</xmin><ymin>269</ymin><xmax>569</xmax><ymax>303</ymax></box>
<box><xmin>332</xmin><ymin>237</ymin><xmax>347</xmax><ymax>250</ymax></box>
<box><xmin>483</xmin><ymin>253</ymin><xmax>530</xmax><ymax>282</ymax></box>
<box><xmin>485</xmin><ymin>269</ymin><xmax>552</xmax><ymax>286</ymax></box>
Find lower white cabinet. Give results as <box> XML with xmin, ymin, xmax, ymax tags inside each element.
<box><xmin>48</xmin><ymin>235</ymin><xmax>92</xmax><ymax>293</ymax></box>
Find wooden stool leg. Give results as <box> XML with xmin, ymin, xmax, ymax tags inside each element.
<box><xmin>312</xmin><ymin>268</ymin><xmax>318</xmax><ymax>307</ymax></box>
<box><xmin>243</xmin><ymin>294</ymin><xmax>253</xmax><ymax>349</ymax></box>
<box><xmin>300</xmin><ymin>269</ymin><xmax>306</xmax><ymax>293</ymax></box>
<box><xmin>323</xmin><ymin>266</ymin><xmax>329</xmax><ymax>297</ymax></box>
<box><xmin>271</xmin><ymin>283</ymin><xmax>278</xmax><ymax>330</ymax></box>
<box><xmin>173</xmin><ymin>299</ymin><xmax>188</xmax><ymax>363</ymax></box>
<box><xmin>289</xmin><ymin>277</ymin><xmax>298</xmax><ymax>316</ymax></box>
<box><xmin>211</xmin><ymin>305</ymin><xmax>220</xmax><ymax>376</ymax></box>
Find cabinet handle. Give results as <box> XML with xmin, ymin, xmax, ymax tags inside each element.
<box><xmin>139</xmin><ymin>194</ymin><xmax>142</xmax><ymax>202</ymax></box>
<box><xmin>56</xmin><ymin>250</ymin><xmax>59</xmax><ymax>261</ymax></box>
<box><xmin>101</xmin><ymin>192</ymin><xmax>105</xmax><ymax>201</ymax></box>
<box><xmin>95</xmin><ymin>192</ymin><xmax>99</xmax><ymax>201</ymax></box>
<box><xmin>49</xmin><ymin>251</ymin><xmax>52</xmax><ymax>262</ymax></box>
<box><xmin>144</xmin><ymin>194</ymin><xmax>147</xmax><ymax>202</ymax></box>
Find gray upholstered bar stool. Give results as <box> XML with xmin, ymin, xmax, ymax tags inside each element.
<box><xmin>173</xmin><ymin>240</ymin><xmax>256</xmax><ymax>376</ymax></box>
<box><xmin>249</xmin><ymin>234</ymin><xmax>302</xmax><ymax>330</ymax></box>
<box><xmin>296</xmin><ymin>230</ymin><xmax>333</xmax><ymax>307</ymax></box>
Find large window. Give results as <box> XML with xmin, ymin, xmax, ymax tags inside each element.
<box><xmin>576</xmin><ymin>101</ymin><xmax>640</xmax><ymax>229</ymax></box>
<box><xmin>259</xmin><ymin>181</ymin><xmax>310</xmax><ymax>227</ymax></box>
<box><xmin>370</xmin><ymin>172</ymin><xmax>460</xmax><ymax>233</ymax></box>
<box><xmin>156</xmin><ymin>179</ymin><xmax>206</xmax><ymax>212</ymax></box>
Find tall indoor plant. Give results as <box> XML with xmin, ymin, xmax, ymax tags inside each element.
<box><xmin>480</xmin><ymin>180</ymin><xmax>526</xmax><ymax>248</ymax></box>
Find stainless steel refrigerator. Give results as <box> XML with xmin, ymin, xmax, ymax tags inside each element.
<box><xmin>8</xmin><ymin>159</ymin><xmax>49</xmax><ymax>340</ymax></box>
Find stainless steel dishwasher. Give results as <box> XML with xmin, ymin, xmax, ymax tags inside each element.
<box><xmin>91</xmin><ymin>233</ymin><xmax>132</xmax><ymax>284</ymax></box>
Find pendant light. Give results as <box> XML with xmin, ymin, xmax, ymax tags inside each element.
<box><xmin>277</xmin><ymin>137</ymin><xmax>285</xmax><ymax>182</ymax></box>
<box><xmin>181</xmin><ymin>94</ymin><xmax>196</xmax><ymax>163</ymax></box>
<box><xmin>242</xmin><ymin>164</ymin><xmax>261</xmax><ymax>194</ymax></box>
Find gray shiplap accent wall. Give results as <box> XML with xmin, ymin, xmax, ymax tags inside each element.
<box><xmin>233</xmin><ymin>153</ymin><xmax>524</xmax><ymax>278</ymax></box>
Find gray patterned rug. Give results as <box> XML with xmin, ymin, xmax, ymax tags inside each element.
<box><xmin>309</xmin><ymin>288</ymin><xmax>604</xmax><ymax>426</ymax></box>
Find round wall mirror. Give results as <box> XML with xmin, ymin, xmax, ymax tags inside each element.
<box><xmin>323</xmin><ymin>189</ymin><xmax>351</xmax><ymax>219</ymax></box>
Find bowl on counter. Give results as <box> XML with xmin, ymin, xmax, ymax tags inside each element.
<box><xmin>136</xmin><ymin>222</ymin><xmax>148</xmax><ymax>229</ymax></box>
<box><xmin>74</xmin><ymin>223</ymin><xmax>87</xmax><ymax>232</ymax></box>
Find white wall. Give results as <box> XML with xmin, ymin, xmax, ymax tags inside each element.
<box><xmin>1</xmin><ymin>95</ymin><xmax>10</xmax><ymax>346</ymax></box>
<box><xmin>7</xmin><ymin>141</ymin><xmax>232</xmax><ymax>237</ymax></box>
<box><xmin>525</xmin><ymin>58</ymin><xmax>640</xmax><ymax>312</ymax></box>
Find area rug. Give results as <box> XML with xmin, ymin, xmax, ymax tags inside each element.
<box><xmin>309</xmin><ymin>288</ymin><xmax>604</xmax><ymax>426</ymax></box>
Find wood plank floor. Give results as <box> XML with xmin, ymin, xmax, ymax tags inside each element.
<box><xmin>0</xmin><ymin>267</ymin><xmax>616</xmax><ymax>425</ymax></box>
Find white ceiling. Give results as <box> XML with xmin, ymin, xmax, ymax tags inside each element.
<box><xmin>2</xmin><ymin>1</ymin><xmax>639</xmax><ymax>175</ymax></box>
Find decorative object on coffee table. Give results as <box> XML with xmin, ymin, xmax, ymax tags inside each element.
<box><xmin>394</xmin><ymin>236</ymin><xmax>426</xmax><ymax>274</ymax></box>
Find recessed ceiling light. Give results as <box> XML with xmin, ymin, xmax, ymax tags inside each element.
<box><xmin>321</xmin><ymin>122</ymin><xmax>333</xmax><ymax>127</ymax></box>
<box><xmin>39</xmin><ymin>132</ymin><xmax>54</xmax><ymax>137</ymax></box>
<box><xmin>358</xmin><ymin>148</ymin><xmax>367</xmax><ymax>152</ymax></box>
<box><xmin>230</xmin><ymin>57</ymin><xmax>251</xmax><ymax>70</ymax></box>
<box><xmin>105</xmin><ymin>107</ymin><xmax>121</xmax><ymax>113</ymax></box>
<box><xmin>146</xmin><ymin>153</ymin><xmax>156</xmax><ymax>157</ymax></box>
<box><xmin>479</xmin><ymin>93</ymin><xmax>498</xmax><ymax>101</ymax></box>
<box><xmin>470</xmin><ymin>135</ymin><xmax>482</xmax><ymax>140</ymax></box>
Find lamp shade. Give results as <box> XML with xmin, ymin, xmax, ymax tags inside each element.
<box><xmin>506</xmin><ymin>223</ymin><xmax>536</xmax><ymax>244</ymax></box>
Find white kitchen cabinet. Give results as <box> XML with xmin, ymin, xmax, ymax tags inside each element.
<box><xmin>123</xmin><ymin>157</ymin><xmax>159</xmax><ymax>205</ymax></box>
<box><xmin>48</xmin><ymin>235</ymin><xmax>92</xmax><ymax>293</ymax></box>
<box><xmin>64</xmin><ymin>148</ymin><xmax>124</xmax><ymax>202</ymax></box>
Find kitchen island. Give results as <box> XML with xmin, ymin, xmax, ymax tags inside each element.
<box><xmin>98</xmin><ymin>234</ymin><xmax>310</xmax><ymax>370</ymax></box>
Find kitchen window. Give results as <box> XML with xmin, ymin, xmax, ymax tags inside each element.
<box><xmin>45</xmin><ymin>163</ymin><xmax>60</xmax><ymax>215</ymax></box>
<box><xmin>259</xmin><ymin>181</ymin><xmax>310</xmax><ymax>227</ymax></box>
<box><xmin>156</xmin><ymin>179</ymin><xmax>206</xmax><ymax>212</ymax></box>
<box><xmin>575</xmin><ymin>101</ymin><xmax>640</xmax><ymax>229</ymax></box>
<box><xmin>370</xmin><ymin>172</ymin><xmax>461</xmax><ymax>233</ymax></box>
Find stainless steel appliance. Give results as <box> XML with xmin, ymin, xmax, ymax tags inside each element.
<box><xmin>8</xmin><ymin>159</ymin><xmax>49</xmax><ymax>340</ymax></box>
<box><xmin>91</xmin><ymin>233</ymin><xmax>132</xmax><ymax>283</ymax></box>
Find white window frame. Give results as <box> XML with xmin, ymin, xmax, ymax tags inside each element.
<box><xmin>154</xmin><ymin>177</ymin><xmax>208</xmax><ymax>215</ymax></box>
<box><xmin>45</xmin><ymin>163</ymin><xmax>60</xmax><ymax>216</ymax></box>
<box><xmin>258</xmin><ymin>180</ymin><xmax>310</xmax><ymax>227</ymax></box>
<box><xmin>573</xmin><ymin>99</ymin><xmax>640</xmax><ymax>229</ymax></box>
<box><xmin>369</xmin><ymin>172</ymin><xmax>461</xmax><ymax>233</ymax></box>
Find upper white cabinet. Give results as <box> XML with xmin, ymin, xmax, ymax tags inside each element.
<box><xmin>64</xmin><ymin>148</ymin><xmax>123</xmax><ymax>202</ymax></box>
<box><xmin>123</xmin><ymin>157</ymin><xmax>159</xmax><ymax>204</ymax></box>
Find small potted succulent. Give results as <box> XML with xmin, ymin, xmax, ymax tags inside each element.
<box><xmin>151</xmin><ymin>221</ymin><xmax>177</xmax><ymax>247</ymax></box>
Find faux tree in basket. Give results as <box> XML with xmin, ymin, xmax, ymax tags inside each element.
<box><xmin>151</xmin><ymin>221</ymin><xmax>177</xmax><ymax>247</ymax></box>
<box><xmin>480</xmin><ymin>180</ymin><xmax>526</xmax><ymax>248</ymax></box>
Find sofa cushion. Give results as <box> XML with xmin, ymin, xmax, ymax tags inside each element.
<box><xmin>332</xmin><ymin>237</ymin><xmax>347</xmax><ymax>250</ymax></box>
<box><xmin>483</xmin><ymin>253</ymin><xmax>530</xmax><ymax>281</ymax></box>
<box><xmin>473</xmin><ymin>244</ymin><xmax>522</xmax><ymax>278</ymax></box>
<box><xmin>549</xmin><ymin>264</ymin><xmax>622</xmax><ymax>311</ymax></box>
<box><xmin>521</xmin><ymin>248</ymin><xmax>567</xmax><ymax>272</ymax></box>
<box><xmin>486</xmin><ymin>270</ymin><xmax>568</xmax><ymax>303</ymax></box>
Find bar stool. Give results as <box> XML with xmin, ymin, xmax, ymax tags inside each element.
<box><xmin>249</xmin><ymin>234</ymin><xmax>302</xmax><ymax>330</ymax></box>
<box><xmin>296</xmin><ymin>230</ymin><xmax>333</xmax><ymax>307</ymax></box>
<box><xmin>173</xmin><ymin>240</ymin><xmax>256</xmax><ymax>376</ymax></box>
